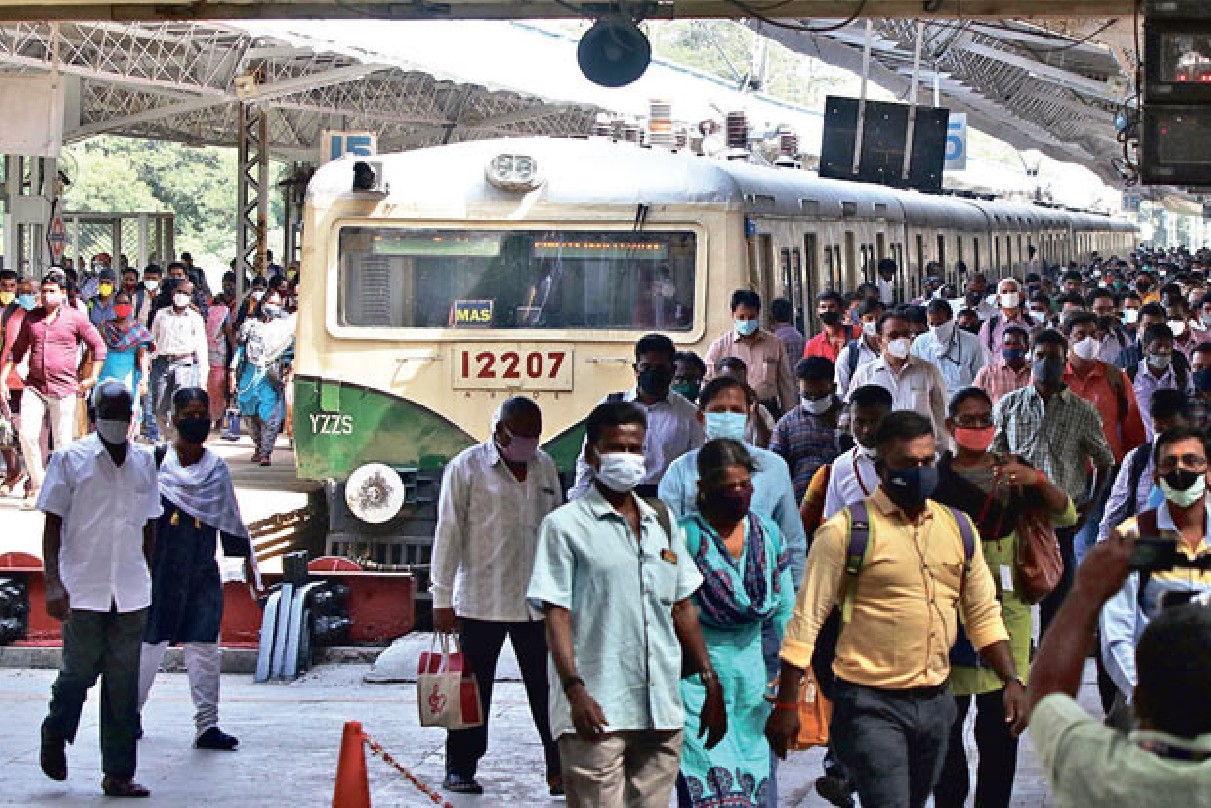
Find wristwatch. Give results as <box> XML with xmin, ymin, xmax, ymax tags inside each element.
<box><xmin>561</xmin><ymin>675</ymin><xmax>585</xmax><ymax>693</ymax></box>
<box><xmin>699</xmin><ymin>668</ymin><xmax>719</xmax><ymax>685</ymax></box>
<box><xmin>1004</xmin><ymin>674</ymin><xmax>1026</xmax><ymax>690</ymax></box>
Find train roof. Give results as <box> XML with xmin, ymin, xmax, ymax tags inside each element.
<box><xmin>309</xmin><ymin>136</ymin><xmax>1135</xmax><ymax>235</ymax></box>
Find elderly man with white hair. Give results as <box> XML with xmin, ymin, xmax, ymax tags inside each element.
<box><xmin>37</xmin><ymin>379</ymin><xmax>163</xmax><ymax>798</ymax></box>
<box><xmin>977</xmin><ymin>278</ymin><xmax>1037</xmax><ymax>364</ymax></box>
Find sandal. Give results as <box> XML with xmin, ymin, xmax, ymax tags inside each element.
<box><xmin>101</xmin><ymin>776</ymin><xmax>151</xmax><ymax>798</ymax></box>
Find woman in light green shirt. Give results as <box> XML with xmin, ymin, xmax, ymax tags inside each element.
<box><xmin>932</xmin><ymin>387</ymin><xmax>1076</xmax><ymax>808</ymax></box>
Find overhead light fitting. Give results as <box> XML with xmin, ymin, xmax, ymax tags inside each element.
<box><xmin>577</xmin><ymin>19</ymin><xmax>651</xmax><ymax>89</ymax></box>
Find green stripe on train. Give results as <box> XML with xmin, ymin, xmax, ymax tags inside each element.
<box><xmin>293</xmin><ymin>376</ymin><xmax>587</xmax><ymax>480</ymax></box>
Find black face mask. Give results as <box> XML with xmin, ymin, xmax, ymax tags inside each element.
<box><xmin>819</xmin><ymin>311</ymin><xmax>842</xmax><ymax>327</ymax></box>
<box><xmin>965</xmin><ymin>292</ymin><xmax>983</xmax><ymax>306</ymax></box>
<box><xmin>176</xmin><ymin>416</ymin><xmax>210</xmax><ymax>445</ymax></box>
<box><xmin>883</xmin><ymin>465</ymin><xmax>939</xmax><ymax>510</ymax></box>
<box><xmin>1163</xmin><ymin>468</ymin><xmax>1201</xmax><ymax>492</ymax></box>
<box><xmin>637</xmin><ymin>366</ymin><xmax>673</xmax><ymax>398</ymax></box>
<box><xmin>700</xmin><ymin>487</ymin><xmax>752</xmax><ymax>523</ymax></box>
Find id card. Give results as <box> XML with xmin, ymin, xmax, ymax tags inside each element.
<box><xmin>1000</xmin><ymin>565</ymin><xmax>1015</xmax><ymax>592</ymax></box>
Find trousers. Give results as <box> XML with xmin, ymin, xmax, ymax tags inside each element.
<box><xmin>933</xmin><ymin>689</ymin><xmax>1020</xmax><ymax>808</ymax></box>
<box><xmin>831</xmin><ymin>680</ymin><xmax>956</xmax><ymax>808</ymax></box>
<box><xmin>19</xmin><ymin>388</ymin><xmax>75</xmax><ymax>489</ymax></box>
<box><xmin>246</xmin><ymin>407</ymin><xmax>284</xmax><ymax>459</ymax></box>
<box><xmin>446</xmin><ymin>618</ymin><xmax>560</xmax><ymax>779</ymax></box>
<box><xmin>559</xmin><ymin>729</ymin><xmax>683</xmax><ymax>808</ymax></box>
<box><xmin>44</xmin><ymin>607</ymin><xmax>146</xmax><ymax>779</ymax></box>
<box><xmin>137</xmin><ymin>641</ymin><xmax>221</xmax><ymax>737</ymax></box>
<box><xmin>1040</xmin><ymin>525</ymin><xmax>1078</xmax><ymax>637</ymax></box>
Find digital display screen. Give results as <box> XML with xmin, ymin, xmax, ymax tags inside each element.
<box><xmin>1159</xmin><ymin>33</ymin><xmax>1211</xmax><ymax>83</ymax></box>
<box><xmin>373</xmin><ymin>234</ymin><xmax>502</xmax><ymax>257</ymax></box>
<box><xmin>531</xmin><ymin>240</ymin><xmax>669</xmax><ymax>260</ymax></box>
<box><xmin>1154</xmin><ymin>110</ymin><xmax>1211</xmax><ymax>163</ymax></box>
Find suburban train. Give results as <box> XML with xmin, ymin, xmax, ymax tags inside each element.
<box><xmin>292</xmin><ymin>136</ymin><xmax>1137</xmax><ymax>579</ymax></box>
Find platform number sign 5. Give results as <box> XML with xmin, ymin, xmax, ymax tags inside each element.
<box><xmin>944</xmin><ymin>114</ymin><xmax>967</xmax><ymax>172</ymax></box>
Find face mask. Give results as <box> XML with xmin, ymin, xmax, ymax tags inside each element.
<box><xmin>819</xmin><ymin>311</ymin><xmax>842</xmax><ymax>328</ymax></box>
<box><xmin>262</xmin><ymin>302</ymin><xmax>283</xmax><ymax>319</ymax></box>
<box><xmin>1002</xmin><ymin>347</ymin><xmax>1026</xmax><ymax>364</ymax></box>
<box><xmin>1030</xmin><ymin>310</ymin><xmax>1048</xmax><ymax>325</ymax></box>
<box><xmin>113</xmin><ymin>304</ymin><xmax>134</xmax><ymax>320</ymax></box>
<box><xmin>671</xmin><ymin>381</ymin><xmax>700</xmax><ymax>402</ymax></box>
<box><xmin>885</xmin><ymin>337</ymin><xmax>912</xmax><ymax>360</ymax></box>
<box><xmin>1096</xmin><ymin>316</ymin><xmax>1116</xmax><ymax>333</ymax></box>
<box><xmin>705</xmin><ymin>411</ymin><xmax>748</xmax><ymax>442</ymax></box>
<box><xmin>1148</xmin><ymin>352</ymin><xmax>1173</xmax><ymax>371</ymax></box>
<box><xmin>42</xmin><ymin>291</ymin><xmax>63</xmax><ymax>309</ymax></box>
<box><xmin>17</xmin><ymin>293</ymin><xmax>35</xmax><ymax>311</ymax></box>
<box><xmin>173</xmin><ymin>292</ymin><xmax>190</xmax><ymax>309</ymax></box>
<box><xmin>965</xmin><ymin>292</ymin><xmax>982</xmax><ymax>306</ymax></box>
<box><xmin>1168</xmin><ymin>319</ymin><xmax>1187</xmax><ymax>337</ymax></box>
<box><xmin>498</xmin><ymin>431</ymin><xmax>540</xmax><ymax>465</ymax></box>
<box><xmin>1159</xmin><ymin>470</ymin><xmax>1206</xmax><ymax>508</ymax></box>
<box><xmin>1072</xmin><ymin>336</ymin><xmax>1100</xmax><ymax>361</ymax></box>
<box><xmin>95</xmin><ymin>418</ymin><xmax>129</xmax><ymax>445</ymax></box>
<box><xmin>734</xmin><ymin>318</ymin><xmax>759</xmax><ymax>337</ymax></box>
<box><xmin>884</xmin><ymin>465</ymin><xmax>939</xmax><ymax>510</ymax></box>
<box><xmin>0</xmin><ymin>291</ymin><xmax>12</xmax><ymax>306</ymax></box>
<box><xmin>595</xmin><ymin>452</ymin><xmax>646</xmax><ymax>493</ymax></box>
<box><xmin>954</xmin><ymin>425</ymin><xmax>996</xmax><ymax>453</ymax></box>
<box><xmin>1032</xmin><ymin>355</ymin><xmax>1066</xmax><ymax>388</ymax></box>
<box><xmin>1122</xmin><ymin>308</ymin><xmax>1139</xmax><ymax>325</ymax></box>
<box><xmin>144</xmin><ymin>279</ymin><xmax>160</xmax><ymax>292</ymax></box>
<box><xmin>802</xmin><ymin>394</ymin><xmax>834</xmax><ymax>415</ymax></box>
<box><xmin>98</xmin><ymin>283</ymin><xmax>114</xmax><ymax>297</ymax></box>
<box><xmin>251</xmin><ymin>289</ymin><xmax>265</xmax><ymax>301</ymax></box>
<box><xmin>176</xmin><ymin>416</ymin><xmax>211</xmax><ymax>445</ymax></box>
<box><xmin>637</xmin><ymin>366</ymin><xmax>673</xmax><ymax>398</ymax></box>
<box><xmin>930</xmin><ymin>320</ymin><xmax>955</xmax><ymax>344</ymax></box>
<box><xmin>1195</xmin><ymin>368</ymin><xmax>1211</xmax><ymax>393</ymax></box>
<box><xmin>703</xmin><ymin>487</ymin><xmax>752</xmax><ymax>523</ymax></box>
<box><xmin>1000</xmin><ymin>292</ymin><xmax>1020</xmax><ymax>309</ymax></box>
<box><xmin>862</xmin><ymin>320</ymin><xmax>878</xmax><ymax>337</ymax></box>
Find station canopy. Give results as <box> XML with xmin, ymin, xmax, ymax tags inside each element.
<box><xmin>0</xmin><ymin>21</ymin><xmax>600</xmax><ymax>158</ymax></box>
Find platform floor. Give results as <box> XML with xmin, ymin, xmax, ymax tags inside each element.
<box><xmin>0</xmin><ymin>660</ymin><xmax>1103</xmax><ymax>806</ymax></box>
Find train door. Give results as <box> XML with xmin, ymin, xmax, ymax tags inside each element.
<box><xmin>936</xmin><ymin>234</ymin><xmax>947</xmax><ymax>281</ymax></box>
<box><xmin>748</xmin><ymin>233</ymin><xmax>775</xmax><ymax>297</ymax></box>
<box><xmin>844</xmin><ymin>231</ymin><xmax>858</xmax><ymax>290</ymax></box>
<box><xmin>915</xmin><ymin>234</ymin><xmax>925</xmax><ymax>281</ymax></box>
<box><xmin>973</xmin><ymin>237</ymin><xmax>981</xmax><ymax>273</ymax></box>
<box><xmin>790</xmin><ymin>247</ymin><xmax>805</xmax><ymax>332</ymax></box>
<box><xmin>893</xmin><ymin>242</ymin><xmax>907</xmax><ymax>295</ymax></box>
<box><xmin>804</xmin><ymin>233</ymin><xmax>819</xmax><ymax>329</ymax></box>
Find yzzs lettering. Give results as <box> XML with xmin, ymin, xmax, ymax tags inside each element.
<box><xmin>309</xmin><ymin>413</ymin><xmax>354</xmax><ymax>436</ymax></box>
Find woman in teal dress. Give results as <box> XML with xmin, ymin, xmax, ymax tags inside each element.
<box><xmin>677</xmin><ymin>439</ymin><xmax>796</xmax><ymax>808</ymax></box>
<box><xmin>97</xmin><ymin>289</ymin><xmax>153</xmax><ymax>429</ymax></box>
<box><xmin>230</xmin><ymin>290</ymin><xmax>294</xmax><ymax>465</ymax></box>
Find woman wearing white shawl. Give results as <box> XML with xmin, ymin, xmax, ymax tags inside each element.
<box><xmin>137</xmin><ymin>387</ymin><xmax>259</xmax><ymax>751</ymax></box>
<box><xmin>229</xmin><ymin>288</ymin><xmax>294</xmax><ymax>466</ymax></box>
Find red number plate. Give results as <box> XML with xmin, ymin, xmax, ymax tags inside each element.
<box><xmin>453</xmin><ymin>347</ymin><xmax>574</xmax><ymax>391</ymax></box>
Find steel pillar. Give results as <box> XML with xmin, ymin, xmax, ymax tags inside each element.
<box><xmin>282</xmin><ymin>161</ymin><xmax>312</xmax><ymax>268</ymax></box>
<box><xmin>236</xmin><ymin>101</ymin><xmax>269</xmax><ymax>296</ymax></box>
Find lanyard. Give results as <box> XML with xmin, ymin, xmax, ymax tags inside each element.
<box><xmin>853</xmin><ymin>447</ymin><xmax>873</xmax><ymax>496</ymax></box>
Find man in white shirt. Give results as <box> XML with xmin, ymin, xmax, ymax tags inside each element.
<box><xmin>849</xmin><ymin>309</ymin><xmax>949</xmax><ymax>441</ymax></box>
<box><xmin>569</xmin><ymin>333</ymin><xmax>704</xmax><ymax>499</ymax></box>
<box><xmin>835</xmin><ymin>298</ymin><xmax>885</xmax><ymax>401</ymax></box>
<box><xmin>37</xmin><ymin>380</ymin><xmax>163</xmax><ymax>798</ymax></box>
<box><xmin>978</xmin><ymin>279</ymin><xmax>1034</xmax><ymax>364</ymax></box>
<box><xmin>912</xmin><ymin>298</ymin><xmax>986</xmax><ymax>397</ymax></box>
<box><xmin>430</xmin><ymin>397</ymin><xmax>564</xmax><ymax>796</ymax></box>
<box><xmin>823</xmin><ymin>384</ymin><xmax>893</xmax><ymax>521</ymax></box>
<box><xmin>149</xmin><ymin>279</ymin><xmax>209</xmax><ymax>439</ymax></box>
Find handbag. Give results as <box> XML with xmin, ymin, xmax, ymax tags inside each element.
<box><xmin>416</xmin><ymin>634</ymin><xmax>484</xmax><ymax>730</ymax></box>
<box><xmin>791</xmin><ymin>673</ymin><xmax>832</xmax><ymax>750</ymax></box>
<box><xmin>0</xmin><ymin>399</ymin><xmax>14</xmax><ymax>449</ymax></box>
<box><xmin>1014</xmin><ymin>504</ymin><xmax>1063</xmax><ymax>605</ymax></box>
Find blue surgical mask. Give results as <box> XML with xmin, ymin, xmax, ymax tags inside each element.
<box><xmin>705</xmin><ymin>411</ymin><xmax>748</xmax><ymax>442</ymax></box>
<box><xmin>734</xmin><ymin>318</ymin><xmax>759</xmax><ymax>337</ymax></box>
<box><xmin>17</xmin><ymin>293</ymin><xmax>35</xmax><ymax>311</ymax></box>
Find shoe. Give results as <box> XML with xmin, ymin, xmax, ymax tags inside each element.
<box><xmin>442</xmin><ymin>772</ymin><xmax>484</xmax><ymax>795</ymax></box>
<box><xmin>101</xmin><ymin>776</ymin><xmax>151</xmax><ymax>798</ymax></box>
<box><xmin>39</xmin><ymin>725</ymin><xmax>67</xmax><ymax>781</ymax></box>
<box><xmin>815</xmin><ymin>775</ymin><xmax>855</xmax><ymax>808</ymax></box>
<box><xmin>547</xmin><ymin>775</ymin><xmax>565</xmax><ymax>796</ymax></box>
<box><xmin>195</xmin><ymin>726</ymin><xmax>239</xmax><ymax>750</ymax></box>
<box><xmin>259</xmin><ymin>458</ymin><xmax>272</xmax><ymax>467</ymax></box>
<box><xmin>250</xmin><ymin>453</ymin><xmax>262</xmax><ymax>463</ymax></box>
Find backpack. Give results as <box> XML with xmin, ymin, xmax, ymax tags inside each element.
<box><xmin>846</xmin><ymin>340</ymin><xmax>861</xmax><ymax>378</ymax></box>
<box><xmin>1126</xmin><ymin>443</ymin><xmax>1152</xmax><ymax>519</ymax></box>
<box><xmin>838</xmin><ymin>499</ymin><xmax>977</xmax><ymax>623</ymax></box>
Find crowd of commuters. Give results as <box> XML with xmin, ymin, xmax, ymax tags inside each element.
<box><xmin>432</xmin><ymin>247</ymin><xmax>1211</xmax><ymax>807</ymax></box>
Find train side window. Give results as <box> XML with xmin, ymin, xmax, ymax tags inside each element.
<box><xmin>789</xmin><ymin>248</ymin><xmax>804</xmax><ymax>331</ymax></box>
<box><xmin>779</xmin><ymin>247</ymin><xmax>793</xmax><ymax>301</ymax></box>
<box><xmin>915</xmin><ymin>234</ymin><xmax>925</xmax><ymax>280</ymax></box>
<box><xmin>844</xmin><ymin>232</ymin><xmax>857</xmax><ymax>289</ymax></box>
<box><xmin>973</xmin><ymin>238</ymin><xmax>981</xmax><ymax>272</ymax></box>
<box><xmin>875</xmin><ymin>232</ymin><xmax>886</xmax><ymax>261</ymax></box>
<box><xmin>936</xmin><ymin>234</ymin><xmax>947</xmax><ymax>280</ymax></box>
<box><xmin>804</xmin><ymin>234</ymin><xmax>819</xmax><ymax>326</ymax></box>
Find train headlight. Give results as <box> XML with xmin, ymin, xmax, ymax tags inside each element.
<box><xmin>485</xmin><ymin>154</ymin><xmax>542</xmax><ymax>191</ymax></box>
<box><xmin>344</xmin><ymin>463</ymin><xmax>406</xmax><ymax>524</ymax></box>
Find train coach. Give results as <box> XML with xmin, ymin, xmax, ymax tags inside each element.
<box><xmin>292</xmin><ymin>136</ymin><xmax>1136</xmax><ymax>588</ymax></box>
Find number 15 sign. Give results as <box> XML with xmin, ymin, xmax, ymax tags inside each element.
<box><xmin>321</xmin><ymin>131</ymin><xmax>377</xmax><ymax>164</ymax></box>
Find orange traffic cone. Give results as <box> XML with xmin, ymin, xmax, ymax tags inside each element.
<box><xmin>332</xmin><ymin>720</ymin><xmax>371</xmax><ymax>808</ymax></box>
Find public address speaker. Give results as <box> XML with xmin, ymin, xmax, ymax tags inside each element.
<box><xmin>578</xmin><ymin>19</ymin><xmax>651</xmax><ymax>88</ymax></box>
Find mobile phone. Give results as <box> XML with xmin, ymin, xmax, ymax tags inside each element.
<box><xmin>1128</xmin><ymin>536</ymin><xmax>1180</xmax><ymax>573</ymax></box>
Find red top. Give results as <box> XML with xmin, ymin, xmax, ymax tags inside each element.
<box><xmin>2</xmin><ymin>304</ymin><xmax>26</xmax><ymax>390</ymax></box>
<box><xmin>1063</xmin><ymin>359</ymin><xmax>1146</xmax><ymax>464</ymax></box>
<box><xmin>8</xmin><ymin>305</ymin><xmax>106</xmax><ymax>398</ymax></box>
<box><xmin>803</xmin><ymin>327</ymin><xmax>854</xmax><ymax>362</ymax></box>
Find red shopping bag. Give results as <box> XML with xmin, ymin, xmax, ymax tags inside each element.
<box><xmin>417</xmin><ymin>634</ymin><xmax>483</xmax><ymax>730</ymax></box>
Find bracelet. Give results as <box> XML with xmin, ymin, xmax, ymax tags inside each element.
<box><xmin>561</xmin><ymin>675</ymin><xmax>585</xmax><ymax>693</ymax></box>
<box><xmin>699</xmin><ymin>668</ymin><xmax>719</xmax><ymax>685</ymax></box>
<box><xmin>772</xmin><ymin>702</ymin><xmax>798</xmax><ymax>712</ymax></box>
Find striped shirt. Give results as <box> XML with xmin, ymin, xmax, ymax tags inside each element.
<box><xmin>973</xmin><ymin>360</ymin><xmax>1032</xmax><ymax>406</ymax></box>
<box><xmin>769</xmin><ymin>400</ymin><xmax>842</xmax><ymax>503</ymax></box>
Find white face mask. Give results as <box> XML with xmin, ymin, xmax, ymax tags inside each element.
<box><xmin>1122</xmin><ymin>308</ymin><xmax>1139</xmax><ymax>325</ymax></box>
<box><xmin>1030</xmin><ymin>310</ymin><xmax>1048</xmax><ymax>325</ymax></box>
<box><xmin>1072</xmin><ymin>335</ymin><xmax>1100</xmax><ymax>361</ymax></box>
<box><xmin>42</xmin><ymin>291</ymin><xmax>63</xmax><ymax>309</ymax></box>
<box><xmin>144</xmin><ymin>279</ymin><xmax>159</xmax><ymax>292</ymax></box>
<box><xmin>173</xmin><ymin>292</ymin><xmax>190</xmax><ymax>309</ymax></box>
<box><xmin>801</xmin><ymin>395</ymin><xmax>834</xmax><ymax>416</ymax></box>
<box><xmin>886</xmin><ymin>337</ymin><xmax>912</xmax><ymax>360</ymax></box>
<box><xmin>595</xmin><ymin>452</ymin><xmax>646</xmax><ymax>493</ymax></box>
<box><xmin>251</xmin><ymin>289</ymin><xmax>265</xmax><ymax>301</ymax></box>
<box><xmin>930</xmin><ymin>320</ymin><xmax>955</xmax><ymax>344</ymax></box>
<box><xmin>1169</xmin><ymin>319</ymin><xmax>1188</xmax><ymax>337</ymax></box>
<box><xmin>95</xmin><ymin>418</ymin><xmax>129</xmax><ymax>445</ymax></box>
<box><xmin>862</xmin><ymin>320</ymin><xmax>878</xmax><ymax>337</ymax></box>
<box><xmin>1000</xmin><ymin>291</ymin><xmax>1020</xmax><ymax>309</ymax></box>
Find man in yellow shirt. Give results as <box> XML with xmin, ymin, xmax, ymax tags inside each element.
<box><xmin>765</xmin><ymin>411</ymin><xmax>1027</xmax><ymax>808</ymax></box>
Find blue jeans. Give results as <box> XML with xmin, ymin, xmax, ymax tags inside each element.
<box><xmin>1073</xmin><ymin>484</ymin><xmax>1110</xmax><ymax>566</ymax></box>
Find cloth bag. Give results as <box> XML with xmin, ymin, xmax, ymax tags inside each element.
<box><xmin>417</xmin><ymin>634</ymin><xmax>483</xmax><ymax>730</ymax></box>
<box><xmin>791</xmin><ymin>674</ymin><xmax>832</xmax><ymax>750</ymax></box>
<box><xmin>1015</xmin><ymin>506</ymin><xmax>1063</xmax><ymax>605</ymax></box>
<box><xmin>0</xmin><ymin>399</ymin><xmax>15</xmax><ymax>448</ymax></box>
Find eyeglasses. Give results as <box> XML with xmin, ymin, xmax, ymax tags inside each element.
<box><xmin>1157</xmin><ymin>455</ymin><xmax>1209</xmax><ymax>473</ymax></box>
<box><xmin>954</xmin><ymin>417</ymin><xmax>993</xmax><ymax>429</ymax></box>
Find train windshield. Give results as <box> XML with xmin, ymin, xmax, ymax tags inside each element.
<box><xmin>337</xmin><ymin>227</ymin><xmax>697</xmax><ymax>331</ymax></box>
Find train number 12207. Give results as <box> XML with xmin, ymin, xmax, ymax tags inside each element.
<box><xmin>452</xmin><ymin>347</ymin><xmax>574</xmax><ymax>391</ymax></box>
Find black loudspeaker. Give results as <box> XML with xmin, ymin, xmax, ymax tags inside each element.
<box><xmin>577</xmin><ymin>20</ymin><xmax>651</xmax><ymax>88</ymax></box>
<box><xmin>819</xmin><ymin>96</ymin><xmax>950</xmax><ymax>192</ymax></box>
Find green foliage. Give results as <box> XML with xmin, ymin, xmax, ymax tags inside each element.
<box><xmin>61</xmin><ymin>136</ymin><xmax>286</xmax><ymax>271</ymax></box>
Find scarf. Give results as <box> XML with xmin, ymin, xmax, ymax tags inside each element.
<box><xmin>102</xmin><ymin>320</ymin><xmax>154</xmax><ymax>354</ymax></box>
<box><xmin>690</xmin><ymin>513</ymin><xmax>788</xmax><ymax>628</ymax></box>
